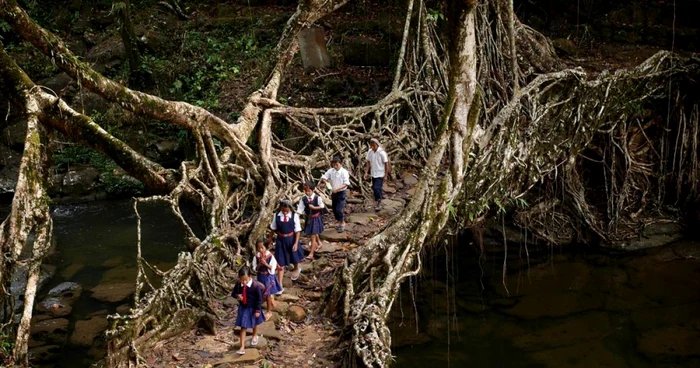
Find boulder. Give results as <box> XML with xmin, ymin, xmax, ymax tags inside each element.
<box><xmin>211</xmin><ymin>349</ymin><xmax>261</xmax><ymax>366</ymax></box>
<box><xmin>223</xmin><ymin>296</ymin><xmax>237</xmax><ymax>308</ymax></box>
<box><xmin>85</xmin><ymin>35</ymin><xmax>125</xmax><ymax>65</ymax></box>
<box><xmin>319</xmin><ymin>228</ymin><xmax>352</xmax><ymax>242</ymax></box>
<box><xmin>346</xmin><ymin>213</ymin><xmax>376</xmax><ymax>225</ymax></box>
<box><xmin>36</xmin><ymin>297</ymin><xmax>72</xmax><ymax>318</ymax></box>
<box><xmin>10</xmin><ymin>264</ymin><xmax>56</xmax><ymax>312</ymax></box>
<box><xmin>402</xmin><ymin>172</ymin><xmax>419</xmax><ymax>186</ymax></box>
<box><xmin>551</xmin><ymin>38</ymin><xmax>578</xmax><ymax>56</ymax></box>
<box><xmin>512</xmin><ymin>312</ymin><xmax>612</xmax><ymax>351</ymax></box>
<box><xmin>530</xmin><ymin>341</ymin><xmax>627</xmax><ymax>368</ymax></box>
<box><xmin>30</xmin><ymin>318</ymin><xmax>69</xmax><ymax>346</ymax></box>
<box><xmin>1</xmin><ymin>117</ymin><xmax>27</xmax><ymax>150</ymax></box>
<box><xmin>70</xmin><ymin>316</ymin><xmax>108</xmax><ymax>347</ymax></box>
<box><xmin>62</xmin><ymin>167</ymin><xmax>101</xmax><ymax>196</ymax></box>
<box><xmin>48</xmin><ymin>282</ymin><xmax>83</xmax><ymax>302</ymax></box>
<box><xmin>637</xmin><ymin>325</ymin><xmax>700</xmax><ymax>359</ymax></box>
<box><xmin>90</xmin><ymin>283</ymin><xmax>135</xmax><ymax>303</ymax></box>
<box><xmin>29</xmin><ymin>344</ymin><xmax>62</xmax><ymax>363</ymax></box>
<box><xmin>298</xmin><ymin>26</ymin><xmax>331</xmax><ymax>70</ymax></box>
<box><xmin>377</xmin><ymin>198</ymin><xmax>405</xmax><ymax>217</ymax></box>
<box><xmin>257</xmin><ymin>321</ymin><xmax>282</xmax><ymax>341</ymax></box>
<box><xmin>602</xmin><ymin>222</ymin><xmax>683</xmax><ymax>251</ymax></box>
<box><xmin>273</xmin><ymin>301</ymin><xmax>289</xmax><ymax>314</ymax></box>
<box><xmin>287</xmin><ymin>305</ymin><xmax>306</xmax><ymax>322</ymax></box>
<box><xmin>0</xmin><ymin>143</ymin><xmax>21</xmax><ymax>194</ymax></box>
<box><xmin>116</xmin><ymin>304</ymin><xmax>131</xmax><ymax>315</ymax></box>
<box><xmin>101</xmin><ymin>256</ymin><xmax>124</xmax><ymax>268</ymax></box>
<box><xmin>341</xmin><ymin>36</ymin><xmax>394</xmax><ymax>67</ymax></box>
<box><xmin>38</xmin><ymin>73</ymin><xmax>73</xmax><ymax>92</ymax></box>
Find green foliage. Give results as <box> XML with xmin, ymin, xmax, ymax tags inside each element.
<box><xmin>426</xmin><ymin>8</ymin><xmax>445</xmax><ymax>24</ymax></box>
<box><xmin>54</xmin><ymin>145</ymin><xmax>111</xmax><ymax>172</ymax></box>
<box><xmin>0</xmin><ymin>330</ymin><xmax>13</xmax><ymax>364</ymax></box>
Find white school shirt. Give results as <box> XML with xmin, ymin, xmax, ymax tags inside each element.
<box><xmin>321</xmin><ymin>167</ymin><xmax>350</xmax><ymax>191</ymax></box>
<box><xmin>252</xmin><ymin>250</ymin><xmax>277</xmax><ymax>271</ymax></box>
<box><xmin>366</xmin><ymin>147</ymin><xmax>389</xmax><ymax>178</ymax></box>
<box><xmin>269</xmin><ymin>211</ymin><xmax>302</xmax><ymax>232</ymax></box>
<box><xmin>296</xmin><ymin>193</ymin><xmax>326</xmax><ymax>215</ymax></box>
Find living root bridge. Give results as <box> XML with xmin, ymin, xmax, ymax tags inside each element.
<box><xmin>1</xmin><ymin>0</ymin><xmax>698</xmax><ymax>367</ymax></box>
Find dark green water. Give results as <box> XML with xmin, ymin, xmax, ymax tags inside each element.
<box><xmin>391</xmin><ymin>238</ymin><xmax>700</xmax><ymax>368</ymax></box>
<box><xmin>33</xmin><ymin>200</ymin><xmax>194</xmax><ymax>367</ymax></box>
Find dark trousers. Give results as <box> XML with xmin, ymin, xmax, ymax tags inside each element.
<box><xmin>331</xmin><ymin>190</ymin><xmax>347</xmax><ymax>222</ymax></box>
<box><xmin>371</xmin><ymin>177</ymin><xmax>384</xmax><ymax>202</ymax></box>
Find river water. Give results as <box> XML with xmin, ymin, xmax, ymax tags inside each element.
<box><xmin>390</xmin><ymin>236</ymin><xmax>700</xmax><ymax>368</ymax></box>
<box><xmin>28</xmin><ymin>200</ymin><xmax>193</xmax><ymax>367</ymax></box>
<box><xmin>4</xmin><ymin>199</ymin><xmax>698</xmax><ymax>367</ymax></box>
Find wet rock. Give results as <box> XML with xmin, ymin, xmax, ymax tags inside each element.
<box><xmin>287</xmin><ymin>305</ymin><xmax>306</xmax><ymax>322</ymax></box>
<box><xmin>298</xmin><ymin>26</ymin><xmax>331</xmax><ymax>70</ymax></box>
<box><xmin>60</xmin><ymin>263</ymin><xmax>84</xmax><ymax>279</ymax></box>
<box><xmin>341</xmin><ymin>36</ymin><xmax>394</xmax><ymax>67</ymax></box>
<box><xmin>0</xmin><ymin>143</ymin><xmax>21</xmax><ymax>194</ymax></box>
<box><xmin>86</xmin><ymin>35</ymin><xmax>125</xmax><ymax>65</ymax></box>
<box><xmin>278</xmin><ymin>293</ymin><xmax>300</xmax><ymax>303</ymax></box>
<box><xmin>223</xmin><ymin>296</ymin><xmax>237</xmax><ymax>308</ymax></box>
<box><xmin>1</xmin><ymin>117</ymin><xmax>27</xmax><ymax>150</ymax></box>
<box><xmin>38</xmin><ymin>72</ymin><xmax>73</xmax><ymax>93</ymax></box>
<box><xmin>90</xmin><ymin>283</ymin><xmax>135</xmax><ymax>303</ymax></box>
<box><xmin>70</xmin><ymin>315</ymin><xmax>108</xmax><ymax>347</ymax></box>
<box><xmin>346</xmin><ymin>213</ymin><xmax>377</xmax><ymax>225</ymax></box>
<box><xmin>70</xmin><ymin>90</ymin><xmax>110</xmax><ymax>116</ymax></box>
<box><xmin>48</xmin><ymin>282</ymin><xmax>83</xmax><ymax>301</ymax></box>
<box><xmin>530</xmin><ymin>341</ymin><xmax>627</xmax><ymax>368</ymax></box>
<box><xmin>627</xmin><ymin>258</ymin><xmax>700</xmax><ymax>305</ymax></box>
<box><xmin>30</xmin><ymin>318</ymin><xmax>69</xmax><ymax>346</ymax></box>
<box><xmin>273</xmin><ymin>301</ymin><xmax>289</xmax><ymax>314</ymax></box>
<box><xmin>305</xmin><ymin>291</ymin><xmax>322</xmax><ymax>301</ymax></box>
<box><xmin>390</xmin><ymin>321</ymin><xmax>431</xmax><ymax>348</ymax></box>
<box><xmin>637</xmin><ymin>326</ymin><xmax>700</xmax><ymax>359</ymax></box>
<box><xmin>257</xmin><ymin>321</ymin><xmax>282</xmax><ymax>341</ymax></box>
<box><xmin>631</xmin><ymin>303</ymin><xmax>700</xmax><ymax>332</ymax></box>
<box><xmin>503</xmin><ymin>292</ymin><xmax>602</xmax><ymax>319</ymax></box>
<box><xmin>101</xmin><ymin>265</ymin><xmax>138</xmax><ymax>284</ymax></box>
<box><xmin>319</xmin><ymin>229</ymin><xmax>352</xmax><ymax>242</ymax></box>
<box><xmin>29</xmin><ymin>344</ymin><xmax>62</xmax><ymax>363</ymax></box>
<box><xmin>152</xmin><ymin>140</ymin><xmax>183</xmax><ymax>163</ymax></box>
<box><xmin>513</xmin><ymin>312</ymin><xmax>612</xmax><ymax>351</ymax></box>
<box><xmin>551</xmin><ymin>38</ymin><xmax>578</xmax><ymax>56</ymax></box>
<box><xmin>101</xmin><ymin>256</ymin><xmax>124</xmax><ymax>268</ymax></box>
<box><xmin>212</xmin><ymin>349</ymin><xmax>261</xmax><ymax>366</ymax></box>
<box><xmin>402</xmin><ymin>172</ymin><xmax>419</xmax><ymax>186</ymax></box>
<box><xmin>243</xmin><ymin>335</ymin><xmax>268</xmax><ymax>348</ymax></box>
<box><xmin>378</xmin><ymin>198</ymin><xmax>404</xmax><ymax>217</ymax></box>
<box><xmin>62</xmin><ymin>167</ymin><xmax>101</xmax><ymax>196</ymax></box>
<box><xmin>316</xmin><ymin>242</ymin><xmax>344</xmax><ymax>254</ymax></box>
<box><xmin>36</xmin><ymin>297</ymin><xmax>72</xmax><ymax>318</ymax></box>
<box><xmin>383</xmin><ymin>185</ymin><xmax>397</xmax><ymax>194</ymax></box>
<box><xmin>116</xmin><ymin>304</ymin><xmax>132</xmax><ymax>315</ymax></box>
<box><xmin>603</xmin><ymin>222</ymin><xmax>683</xmax><ymax>251</ymax></box>
<box><xmin>10</xmin><ymin>264</ymin><xmax>57</xmax><ymax>312</ymax></box>
<box><xmin>347</xmin><ymin>197</ymin><xmax>364</xmax><ymax>204</ymax></box>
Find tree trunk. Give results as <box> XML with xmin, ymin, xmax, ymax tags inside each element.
<box><xmin>113</xmin><ymin>0</ymin><xmax>144</xmax><ymax>87</ymax></box>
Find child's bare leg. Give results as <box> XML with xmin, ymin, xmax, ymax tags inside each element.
<box><xmin>276</xmin><ymin>268</ymin><xmax>284</xmax><ymax>287</ymax></box>
<box><xmin>239</xmin><ymin>328</ymin><xmax>246</xmax><ymax>352</ymax></box>
<box><xmin>308</xmin><ymin>236</ymin><xmax>317</xmax><ymax>258</ymax></box>
<box><xmin>266</xmin><ymin>296</ymin><xmax>274</xmax><ymax>319</ymax></box>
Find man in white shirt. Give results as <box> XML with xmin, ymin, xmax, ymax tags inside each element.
<box><xmin>319</xmin><ymin>156</ymin><xmax>350</xmax><ymax>233</ymax></box>
<box><xmin>364</xmin><ymin>138</ymin><xmax>390</xmax><ymax>211</ymax></box>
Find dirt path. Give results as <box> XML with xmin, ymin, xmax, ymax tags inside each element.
<box><xmin>140</xmin><ymin>173</ymin><xmax>418</xmax><ymax>367</ymax></box>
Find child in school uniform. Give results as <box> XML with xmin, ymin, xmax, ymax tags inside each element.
<box><xmin>296</xmin><ymin>182</ymin><xmax>325</xmax><ymax>260</ymax></box>
<box><xmin>319</xmin><ymin>156</ymin><xmax>350</xmax><ymax>233</ymax></box>
<box><xmin>269</xmin><ymin>199</ymin><xmax>303</xmax><ymax>286</ymax></box>
<box><xmin>252</xmin><ymin>239</ymin><xmax>283</xmax><ymax>318</ymax></box>
<box><xmin>231</xmin><ymin>266</ymin><xmax>265</xmax><ymax>355</ymax></box>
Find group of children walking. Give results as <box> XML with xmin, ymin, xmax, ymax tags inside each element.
<box><xmin>230</xmin><ymin>138</ymin><xmax>390</xmax><ymax>355</ymax></box>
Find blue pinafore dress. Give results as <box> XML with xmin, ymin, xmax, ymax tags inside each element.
<box><xmin>302</xmin><ymin>195</ymin><xmax>325</xmax><ymax>235</ymax></box>
<box><xmin>274</xmin><ymin>212</ymin><xmax>304</xmax><ymax>267</ymax></box>
<box><xmin>232</xmin><ymin>280</ymin><xmax>265</xmax><ymax>329</ymax></box>
<box><xmin>256</xmin><ymin>252</ymin><xmax>283</xmax><ymax>297</ymax></box>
